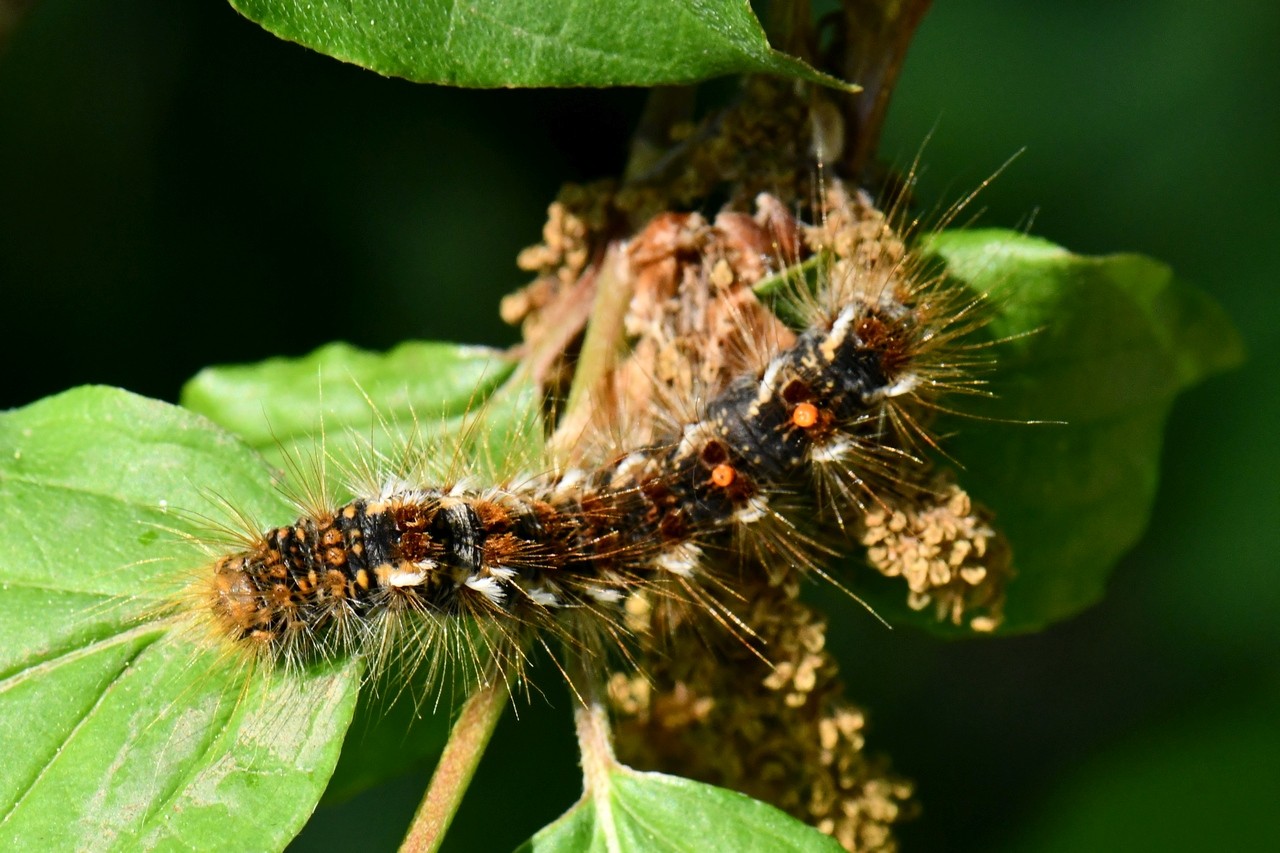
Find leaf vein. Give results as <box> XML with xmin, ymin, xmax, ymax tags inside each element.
<box><xmin>0</xmin><ymin>634</ymin><xmax>158</xmax><ymax>829</ymax></box>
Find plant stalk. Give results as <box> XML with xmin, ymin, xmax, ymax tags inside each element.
<box><xmin>574</xmin><ymin>682</ymin><xmax>619</xmax><ymax>790</ymax></box>
<box><xmin>838</xmin><ymin>0</ymin><xmax>934</xmax><ymax>176</ymax></box>
<box><xmin>547</xmin><ymin>244</ymin><xmax>633</xmax><ymax>465</ymax></box>
<box><xmin>398</xmin><ymin>678</ymin><xmax>510</xmax><ymax>853</ymax></box>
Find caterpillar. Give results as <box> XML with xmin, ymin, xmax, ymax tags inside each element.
<box><xmin>193</xmin><ymin>175</ymin><xmax>1010</xmax><ymax>695</ymax></box>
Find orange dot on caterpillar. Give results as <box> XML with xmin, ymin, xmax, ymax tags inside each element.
<box><xmin>710</xmin><ymin>463</ymin><xmax>737</xmax><ymax>488</ymax></box>
<box><xmin>791</xmin><ymin>402</ymin><xmax>820</xmax><ymax>429</ymax></box>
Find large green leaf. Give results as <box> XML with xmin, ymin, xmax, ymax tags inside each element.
<box><xmin>227</xmin><ymin>0</ymin><xmax>846</xmax><ymax>89</ymax></box>
<box><xmin>0</xmin><ymin>387</ymin><xmax>361</xmax><ymax>852</ymax></box>
<box><xmin>852</xmin><ymin>230</ymin><xmax>1242</xmax><ymax>633</ymax></box>
<box><xmin>520</xmin><ymin>767</ymin><xmax>841</xmax><ymax>852</ymax></box>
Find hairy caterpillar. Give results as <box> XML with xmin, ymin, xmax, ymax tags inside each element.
<box><xmin>191</xmin><ymin>175</ymin><xmax>1009</xmax><ymax>697</ymax></box>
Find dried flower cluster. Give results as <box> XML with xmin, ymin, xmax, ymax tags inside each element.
<box><xmin>610</xmin><ymin>576</ymin><xmax>916</xmax><ymax>852</ymax></box>
<box><xmin>502</xmin><ymin>78</ymin><xmax>821</xmax><ymax>391</ymax></box>
<box><xmin>862</xmin><ymin>478</ymin><xmax>1010</xmax><ymax>632</ymax></box>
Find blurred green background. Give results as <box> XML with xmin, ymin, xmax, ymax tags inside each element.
<box><xmin>2</xmin><ymin>1</ymin><xmax>1276</xmax><ymax>850</ymax></box>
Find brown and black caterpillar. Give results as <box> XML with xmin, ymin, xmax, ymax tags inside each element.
<box><xmin>194</xmin><ymin>178</ymin><xmax>1010</xmax><ymax>690</ymax></box>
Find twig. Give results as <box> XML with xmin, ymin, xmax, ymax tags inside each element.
<box><xmin>546</xmin><ymin>244</ymin><xmax>633</xmax><ymax>465</ymax></box>
<box><xmin>838</xmin><ymin>0</ymin><xmax>934</xmax><ymax>176</ymax></box>
<box><xmin>398</xmin><ymin>678</ymin><xmax>510</xmax><ymax>853</ymax></box>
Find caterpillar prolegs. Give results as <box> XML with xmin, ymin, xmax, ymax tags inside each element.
<box><xmin>200</xmin><ymin>177</ymin><xmax>1011</xmax><ymax>688</ymax></box>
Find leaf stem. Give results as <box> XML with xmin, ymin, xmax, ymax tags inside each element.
<box><xmin>398</xmin><ymin>678</ymin><xmax>509</xmax><ymax>853</ymax></box>
<box><xmin>573</xmin><ymin>674</ymin><xmax>619</xmax><ymax>784</ymax></box>
<box><xmin>573</xmin><ymin>672</ymin><xmax>624</xmax><ymax>853</ymax></box>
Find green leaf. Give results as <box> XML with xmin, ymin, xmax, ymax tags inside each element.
<box><xmin>754</xmin><ymin>254</ymin><xmax>825</xmax><ymax>328</ymax></box>
<box><xmin>520</xmin><ymin>767</ymin><xmax>841</xmax><ymax>852</ymax></box>
<box><xmin>227</xmin><ymin>0</ymin><xmax>849</xmax><ymax>89</ymax></box>
<box><xmin>182</xmin><ymin>340</ymin><xmax>536</xmax><ymax>478</ymax></box>
<box><xmin>0</xmin><ymin>387</ymin><xmax>361</xmax><ymax>852</ymax></box>
<box><xmin>183</xmin><ymin>341</ymin><xmax>515</xmax><ymax>449</ymax></box>
<box><xmin>860</xmin><ymin>229</ymin><xmax>1242</xmax><ymax>633</ymax></box>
